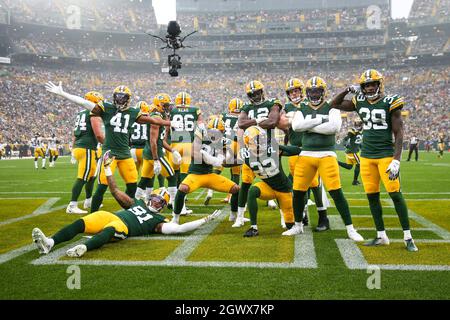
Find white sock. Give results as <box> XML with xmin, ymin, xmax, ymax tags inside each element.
<box><xmin>34</xmin><ymin>161</ymin><xmax>38</xmax><ymax>169</ymax></box>
<box><xmin>172</xmin><ymin>213</ymin><xmax>180</xmax><ymax>224</ymax></box>
<box><xmin>42</xmin><ymin>159</ymin><xmax>46</xmax><ymax>167</ymax></box>
<box><xmin>69</xmin><ymin>201</ymin><xmax>78</xmax><ymax>207</ymax></box>
<box><xmin>237</xmin><ymin>207</ymin><xmax>245</xmax><ymax>218</ymax></box>
<box><xmin>346</xmin><ymin>224</ymin><xmax>355</xmax><ymax>232</ymax></box>
<box><xmin>377</xmin><ymin>230</ymin><xmax>388</xmax><ymax>239</ymax></box>
<box><xmin>135</xmin><ymin>187</ymin><xmax>145</xmax><ymax>199</ymax></box>
<box><xmin>252</xmin><ymin>224</ymin><xmax>258</xmax><ymax>230</ymax></box>
<box><xmin>145</xmin><ymin>187</ymin><xmax>153</xmax><ymax>200</ymax></box>
<box><xmin>295</xmin><ymin>222</ymin><xmax>303</xmax><ymax>228</ymax></box>
<box><xmin>168</xmin><ymin>187</ymin><xmax>177</xmax><ymax>205</ymax></box>
<box><xmin>207</xmin><ymin>189</ymin><xmax>214</xmax><ymax>197</ymax></box>
<box><xmin>403</xmin><ymin>230</ymin><xmax>412</xmax><ymax>240</ymax></box>
<box><xmin>85</xmin><ymin>197</ymin><xmax>92</xmax><ymax>203</ymax></box>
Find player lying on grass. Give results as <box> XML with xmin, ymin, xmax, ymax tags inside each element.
<box><xmin>32</xmin><ymin>150</ymin><xmax>221</xmax><ymax>258</ymax></box>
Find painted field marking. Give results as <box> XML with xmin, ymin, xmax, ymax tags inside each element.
<box><xmin>0</xmin><ymin>198</ymin><xmax>60</xmax><ymax>227</ymax></box>
<box><xmin>335</xmin><ymin>239</ymin><xmax>450</xmax><ymax>271</ymax></box>
<box><xmin>0</xmin><ymin>244</ymin><xmax>36</xmax><ymax>264</ymax></box>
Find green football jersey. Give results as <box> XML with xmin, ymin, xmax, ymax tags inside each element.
<box><xmin>221</xmin><ymin>112</ymin><xmax>239</xmax><ymax>141</ymax></box>
<box><xmin>170</xmin><ymin>106</ymin><xmax>201</xmax><ymax>143</ymax></box>
<box><xmin>130</xmin><ymin>122</ymin><xmax>148</xmax><ymax>149</ymax></box>
<box><xmin>96</xmin><ymin>101</ymin><xmax>142</xmax><ymax>159</ymax></box>
<box><xmin>241</xmin><ymin>144</ymin><xmax>298</xmax><ymax>192</ymax></box>
<box><xmin>241</xmin><ymin>98</ymin><xmax>281</xmax><ymax>122</ymax></box>
<box><xmin>352</xmin><ymin>93</ymin><xmax>404</xmax><ymax>158</ymax></box>
<box><xmin>284</xmin><ymin>101</ymin><xmax>303</xmax><ymax>147</ymax></box>
<box><xmin>73</xmin><ymin>109</ymin><xmax>98</xmax><ymax>150</ymax></box>
<box><xmin>116</xmin><ymin>199</ymin><xmax>167</xmax><ymax>237</ymax></box>
<box><xmin>343</xmin><ymin>128</ymin><xmax>362</xmax><ymax>154</ymax></box>
<box><xmin>301</xmin><ymin>101</ymin><xmax>336</xmax><ymax>152</ymax></box>
<box><xmin>143</xmin><ymin>111</ymin><xmax>167</xmax><ymax>160</ymax></box>
<box><xmin>188</xmin><ymin>127</ymin><xmax>223</xmax><ymax>175</ymax></box>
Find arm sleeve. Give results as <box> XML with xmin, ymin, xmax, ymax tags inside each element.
<box><xmin>279</xmin><ymin>145</ymin><xmax>301</xmax><ymax>156</ymax></box>
<box><xmin>291</xmin><ymin>110</ymin><xmax>323</xmax><ymax>132</ymax></box>
<box><xmin>161</xmin><ymin>218</ymin><xmax>206</xmax><ymax>234</ymax></box>
<box><xmin>309</xmin><ymin>109</ymin><xmax>342</xmax><ymax>135</ymax></box>
<box><xmin>60</xmin><ymin>91</ymin><xmax>96</xmax><ymax>111</ymax></box>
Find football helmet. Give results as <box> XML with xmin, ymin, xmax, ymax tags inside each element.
<box><xmin>153</xmin><ymin>93</ymin><xmax>171</xmax><ymax>114</ymax></box>
<box><xmin>207</xmin><ymin>115</ymin><xmax>226</xmax><ymax>132</ymax></box>
<box><xmin>359</xmin><ymin>69</ymin><xmax>384</xmax><ymax>101</ymax></box>
<box><xmin>136</xmin><ymin>101</ymin><xmax>150</xmax><ymax>114</ymax></box>
<box><xmin>228</xmin><ymin>98</ymin><xmax>243</xmax><ymax>114</ymax></box>
<box><xmin>175</xmin><ymin>92</ymin><xmax>191</xmax><ymax>107</ymax></box>
<box><xmin>243</xmin><ymin>125</ymin><xmax>267</xmax><ymax>156</ymax></box>
<box><xmin>113</xmin><ymin>86</ymin><xmax>132</xmax><ymax>111</ymax></box>
<box><xmin>285</xmin><ymin>78</ymin><xmax>304</xmax><ymax>104</ymax></box>
<box><xmin>305</xmin><ymin>76</ymin><xmax>327</xmax><ymax>106</ymax></box>
<box><xmin>245</xmin><ymin>80</ymin><xmax>265</xmax><ymax>105</ymax></box>
<box><xmin>84</xmin><ymin>91</ymin><xmax>104</xmax><ymax>104</ymax></box>
<box><xmin>147</xmin><ymin>188</ymin><xmax>170</xmax><ymax>213</ymax></box>
<box><xmin>354</xmin><ymin>118</ymin><xmax>363</xmax><ymax>132</ymax></box>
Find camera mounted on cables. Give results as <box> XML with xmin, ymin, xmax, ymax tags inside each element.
<box><xmin>147</xmin><ymin>21</ymin><xmax>197</xmax><ymax>77</ymax></box>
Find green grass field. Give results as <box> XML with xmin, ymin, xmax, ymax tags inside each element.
<box><xmin>0</xmin><ymin>151</ymin><xmax>449</xmax><ymax>299</ymax></box>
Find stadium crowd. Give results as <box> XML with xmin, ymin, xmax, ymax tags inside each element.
<box><xmin>0</xmin><ymin>65</ymin><xmax>448</xmax><ymax>153</ymax></box>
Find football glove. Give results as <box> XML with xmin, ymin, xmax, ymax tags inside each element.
<box><xmin>200</xmin><ymin>150</ymin><xmax>224</xmax><ymax>167</ymax></box>
<box><xmin>103</xmin><ymin>150</ymin><xmax>115</xmax><ymax>168</ymax></box>
<box><xmin>153</xmin><ymin>159</ymin><xmax>162</xmax><ymax>176</ymax></box>
<box><xmin>45</xmin><ymin>81</ymin><xmax>65</xmax><ymax>96</ymax></box>
<box><xmin>70</xmin><ymin>155</ymin><xmax>77</xmax><ymax>165</ymax></box>
<box><xmin>386</xmin><ymin>159</ymin><xmax>400</xmax><ymax>180</ymax></box>
<box><xmin>347</xmin><ymin>85</ymin><xmax>360</xmax><ymax>94</ymax></box>
<box><xmin>204</xmin><ymin>209</ymin><xmax>222</xmax><ymax>223</ymax></box>
<box><xmin>172</xmin><ymin>150</ymin><xmax>182</xmax><ymax>165</ymax></box>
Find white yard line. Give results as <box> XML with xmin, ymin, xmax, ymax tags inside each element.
<box><xmin>0</xmin><ymin>244</ymin><xmax>36</xmax><ymax>265</ymax></box>
<box><xmin>0</xmin><ymin>198</ymin><xmax>60</xmax><ymax>227</ymax></box>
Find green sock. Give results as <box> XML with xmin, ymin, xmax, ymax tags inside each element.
<box><xmin>353</xmin><ymin>164</ymin><xmax>360</xmax><ymax>182</ymax></box>
<box><xmin>338</xmin><ymin>161</ymin><xmax>353</xmax><ymax>170</ymax></box>
<box><xmin>174</xmin><ymin>190</ymin><xmax>187</xmax><ymax>215</ymax></box>
<box><xmin>157</xmin><ymin>174</ymin><xmax>165</xmax><ymax>188</ymax></box>
<box><xmin>91</xmin><ymin>184</ymin><xmax>108</xmax><ymax>212</ymax></box>
<box><xmin>52</xmin><ymin>219</ymin><xmax>85</xmax><ymax>245</ymax></box>
<box><xmin>167</xmin><ymin>175</ymin><xmax>177</xmax><ymax>188</ymax></box>
<box><xmin>125</xmin><ymin>183</ymin><xmax>137</xmax><ymax>198</ymax></box>
<box><xmin>248</xmin><ymin>186</ymin><xmax>261</xmax><ymax>225</ymax></box>
<box><xmin>238</xmin><ymin>182</ymin><xmax>252</xmax><ymax>207</ymax></box>
<box><xmin>231</xmin><ymin>173</ymin><xmax>240</xmax><ymax>185</ymax></box>
<box><xmin>138</xmin><ymin>177</ymin><xmax>152</xmax><ymax>190</ymax></box>
<box><xmin>329</xmin><ymin>188</ymin><xmax>353</xmax><ymax>225</ymax></box>
<box><xmin>85</xmin><ymin>227</ymin><xmax>115</xmax><ymax>251</ymax></box>
<box><xmin>311</xmin><ymin>186</ymin><xmax>324</xmax><ymax>209</ymax></box>
<box><xmin>389</xmin><ymin>192</ymin><xmax>410</xmax><ymax>230</ymax></box>
<box><xmin>71</xmin><ymin>179</ymin><xmax>86</xmax><ymax>202</ymax></box>
<box><xmin>85</xmin><ymin>177</ymin><xmax>95</xmax><ymax>199</ymax></box>
<box><xmin>179</xmin><ymin>173</ymin><xmax>188</xmax><ymax>185</ymax></box>
<box><xmin>174</xmin><ymin>170</ymin><xmax>180</xmax><ymax>187</ymax></box>
<box><xmin>293</xmin><ymin>190</ymin><xmax>307</xmax><ymax>222</ymax></box>
<box><xmin>367</xmin><ymin>192</ymin><xmax>384</xmax><ymax>231</ymax></box>
<box><xmin>288</xmin><ymin>174</ymin><xmax>293</xmax><ymax>183</ymax></box>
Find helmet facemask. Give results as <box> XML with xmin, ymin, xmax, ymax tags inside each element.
<box><xmin>287</xmin><ymin>88</ymin><xmax>303</xmax><ymax>104</ymax></box>
<box><xmin>247</xmin><ymin>89</ymin><xmax>265</xmax><ymax>105</ymax></box>
<box><xmin>113</xmin><ymin>92</ymin><xmax>131</xmax><ymax>111</ymax></box>
<box><xmin>361</xmin><ymin>81</ymin><xmax>381</xmax><ymax>101</ymax></box>
<box><xmin>306</xmin><ymin>88</ymin><xmax>324</xmax><ymax>106</ymax></box>
<box><xmin>146</xmin><ymin>194</ymin><xmax>167</xmax><ymax>213</ymax></box>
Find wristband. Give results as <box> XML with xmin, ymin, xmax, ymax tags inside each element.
<box><xmin>105</xmin><ymin>167</ymin><xmax>113</xmax><ymax>177</ymax></box>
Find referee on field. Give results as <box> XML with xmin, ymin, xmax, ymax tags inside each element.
<box><xmin>407</xmin><ymin>135</ymin><xmax>419</xmax><ymax>161</ymax></box>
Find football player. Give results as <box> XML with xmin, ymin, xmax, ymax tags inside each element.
<box><xmin>130</xmin><ymin>101</ymin><xmax>150</xmax><ymax>173</ymax></box>
<box><xmin>279</xmin><ymin>76</ymin><xmax>364</xmax><ymax>241</ymax></box>
<box><xmin>45</xmin><ymin>81</ymin><xmax>171</xmax><ymax>213</ymax></box>
<box><xmin>31</xmin><ymin>133</ymin><xmax>47</xmax><ymax>169</ymax></box>
<box><xmin>32</xmin><ymin>150</ymin><xmax>221</xmax><ymax>258</ymax></box>
<box><xmin>67</xmin><ymin>91</ymin><xmax>105</xmax><ymax>214</ymax></box>
<box><xmin>236</xmin><ymin>80</ymin><xmax>282</xmax><ymax>224</ymax></box>
<box><xmin>135</xmin><ymin>94</ymin><xmax>181</xmax><ymax>207</ymax></box>
<box><xmin>46</xmin><ymin>133</ymin><xmax>59</xmax><ymax>167</ymax></box>
<box><xmin>438</xmin><ymin>132</ymin><xmax>446</xmax><ymax>159</ymax></box>
<box><xmin>171</xmin><ymin>116</ymin><xmax>240</xmax><ymax>224</ymax></box>
<box><xmin>284</xmin><ymin>78</ymin><xmax>330</xmax><ymax>231</ymax></box>
<box><xmin>241</xmin><ymin>126</ymin><xmax>296</xmax><ymax>237</ymax></box>
<box><xmin>330</xmin><ymin>69</ymin><xmax>418</xmax><ymax>251</ymax></box>
<box><xmin>338</xmin><ymin>118</ymin><xmax>363</xmax><ymax>185</ymax></box>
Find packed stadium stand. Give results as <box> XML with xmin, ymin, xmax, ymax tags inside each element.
<box><xmin>0</xmin><ymin>0</ymin><xmax>449</xmax><ymax>153</ymax></box>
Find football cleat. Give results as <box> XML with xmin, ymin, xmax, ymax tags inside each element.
<box><xmin>282</xmin><ymin>223</ymin><xmax>303</xmax><ymax>236</ymax></box>
<box><xmin>66</xmin><ymin>205</ymin><xmax>87</xmax><ymax>215</ymax></box>
<box><xmin>32</xmin><ymin>228</ymin><xmax>53</xmax><ymax>254</ymax></box>
<box><xmin>405</xmin><ymin>239</ymin><xmax>418</xmax><ymax>252</ymax></box>
<box><xmin>315</xmin><ymin>217</ymin><xmax>330</xmax><ymax>232</ymax></box>
<box><xmin>66</xmin><ymin>244</ymin><xmax>87</xmax><ymax>258</ymax></box>
<box><xmin>364</xmin><ymin>237</ymin><xmax>390</xmax><ymax>246</ymax></box>
<box><xmin>232</xmin><ymin>217</ymin><xmax>249</xmax><ymax>228</ymax></box>
<box><xmin>302</xmin><ymin>206</ymin><xmax>309</xmax><ymax>226</ymax></box>
<box><xmin>228</xmin><ymin>212</ymin><xmax>236</xmax><ymax>222</ymax></box>
<box><xmin>83</xmin><ymin>198</ymin><xmax>92</xmax><ymax>209</ymax></box>
<box><xmin>204</xmin><ymin>195</ymin><xmax>212</xmax><ymax>206</ymax></box>
<box><xmin>352</xmin><ymin>180</ymin><xmax>361</xmax><ymax>186</ymax></box>
<box><xmin>180</xmin><ymin>206</ymin><xmax>192</xmax><ymax>216</ymax></box>
<box><xmin>267</xmin><ymin>200</ymin><xmax>277</xmax><ymax>209</ymax></box>
<box><xmin>243</xmin><ymin>227</ymin><xmax>259</xmax><ymax>237</ymax></box>
<box><xmin>347</xmin><ymin>229</ymin><xmax>364</xmax><ymax>242</ymax></box>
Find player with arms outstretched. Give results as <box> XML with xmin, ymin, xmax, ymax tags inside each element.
<box><xmin>338</xmin><ymin>119</ymin><xmax>363</xmax><ymax>185</ymax></box>
<box><xmin>330</xmin><ymin>69</ymin><xmax>418</xmax><ymax>251</ymax></box>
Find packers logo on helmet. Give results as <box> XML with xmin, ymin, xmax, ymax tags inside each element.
<box><xmin>84</xmin><ymin>91</ymin><xmax>104</xmax><ymax>104</ymax></box>
<box><xmin>207</xmin><ymin>115</ymin><xmax>225</xmax><ymax>132</ymax></box>
<box><xmin>136</xmin><ymin>101</ymin><xmax>150</xmax><ymax>114</ymax></box>
<box><xmin>285</xmin><ymin>78</ymin><xmax>304</xmax><ymax>104</ymax></box>
<box><xmin>228</xmin><ymin>98</ymin><xmax>243</xmax><ymax>114</ymax></box>
<box><xmin>359</xmin><ymin>69</ymin><xmax>384</xmax><ymax>101</ymax></box>
<box><xmin>305</xmin><ymin>76</ymin><xmax>327</xmax><ymax>106</ymax></box>
<box><xmin>243</xmin><ymin>125</ymin><xmax>267</xmax><ymax>155</ymax></box>
<box><xmin>147</xmin><ymin>188</ymin><xmax>170</xmax><ymax>213</ymax></box>
<box><xmin>153</xmin><ymin>93</ymin><xmax>171</xmax><ymax>114</ymax></box>
<box><xmin>113</xmin><ymin>85</ymin><xmax>132</xmax><ymax>111</ymax></box>
<box><xmin>175</xmin><ymin>92</ymin><xmax>191</xmax><ymax>107</ymax></box>
<box><xmin>245</xmin><ymin>80</ymin><xmax>265</xmax><ymax>105</ymax></box>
